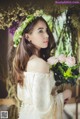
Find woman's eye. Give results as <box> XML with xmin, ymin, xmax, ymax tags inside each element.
<box><xmin>39</xmin><ymin>30</ymin><xmax>43</xmax><ymax>33</ymax></box>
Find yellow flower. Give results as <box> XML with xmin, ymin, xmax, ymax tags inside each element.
<box><xmin>64</xmin><ymin>68</ymin><xmax>72</xmax><ymax>79</ymax></box>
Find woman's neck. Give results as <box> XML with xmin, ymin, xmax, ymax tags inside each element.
<box><xmin>35</xmin><ymin>48</ymin><xmax>40</xmax><ymax>57</ymax></box>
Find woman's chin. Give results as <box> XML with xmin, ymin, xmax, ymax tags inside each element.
<box><xmin>42</xmin><ymin>44</ymin><xmax>48</xmax><ymax>48</ymax></box>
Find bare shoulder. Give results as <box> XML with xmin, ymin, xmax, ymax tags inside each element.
<box><xmin>27</xmin><ymin>56</ymin><xmax>49</xmax><ymax>73</ymax></box>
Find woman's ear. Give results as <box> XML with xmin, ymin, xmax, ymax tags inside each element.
<box><xmin>25</xmin><ymin>34</ymin><xmax>29</xmax><ymax>39</ymax></box>
<box><xmin>25</xmin><ymin>34</ymin><xmax>31</xmax><ymax>42</ymax></box>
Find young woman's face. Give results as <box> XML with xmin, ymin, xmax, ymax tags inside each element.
<box><xmin>26</xmin><ymin>20</ymin><xmax>49</xmax><ymax>50</ymax></box>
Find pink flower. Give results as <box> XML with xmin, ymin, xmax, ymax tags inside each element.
<box><xmin>65</xmin><ymin>56</ymin><xmax>76</xmax><ymax>67</ymax></box>
<box><xmin>47</xmin><ymin>56</ymin><xmax>58</xmax><ymax>65</ymax></box>
<box><xmin>58</xmin><ymin>54</ymin><xmax>66</xmax><ymax>63</ymax></box>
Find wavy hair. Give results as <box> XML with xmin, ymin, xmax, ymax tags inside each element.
<box><xmin>13</xmin><ymin>17</ymin><xmax>55</xmax><ymax>85</ymax></box>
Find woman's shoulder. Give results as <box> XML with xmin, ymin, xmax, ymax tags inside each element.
<box><xmin>27</xmin><ymin>55</ymin><xmax>49</xmax><ymax>73</ymax></box>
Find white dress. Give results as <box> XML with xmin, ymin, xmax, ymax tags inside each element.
<box><xmin>17</xmin><ymin>71</ymin><xmax>64</xmax><ymax>119</ymax></box>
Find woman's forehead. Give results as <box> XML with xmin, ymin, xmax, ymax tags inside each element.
<box><xmin>33</xmin><ymin>20</ymin><xmax>47</xmax><ymax>29</ymax></box>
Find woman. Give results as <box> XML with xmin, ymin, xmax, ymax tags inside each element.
<box><xmin>13</xmin><ymin>16</ymin><xmax>72</xmax><ymax>119</ymax></box>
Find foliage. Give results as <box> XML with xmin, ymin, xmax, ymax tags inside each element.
<box><xmin>66</xmin><ymin>6</ymin><xmax>80</xmax><ymax>31</ymax></box>
<box><xmin>53</xmin><ymin>11</ymin><xmax>73</xmax><ymax>56</ymax></box>
<box><xmin>47</xmin><ymin>54</ymin><xmax>80</xmax><ymax>86</ymax></box>
<box><xmin>0</xmin><ymin>4</ymin><xmax>29</xmax><ymax>29</ymax></box>
<box><xmin>0</xmin><ymin>0</ymin><xmax>80</xmax><ymax>30</ymax></box>
<box><xmin>53</xmin><ymin>10</ymin><xmax>79</xmax><ymax>57</ymax></box>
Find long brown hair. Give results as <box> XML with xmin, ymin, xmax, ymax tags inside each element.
<box><xmin>13</xmin><ymin>17</ymin><xmax>55</xmax><ymax>85</ymax></box>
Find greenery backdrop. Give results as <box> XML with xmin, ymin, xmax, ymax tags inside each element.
<box><xmin>0</xmin><ymin>0</ymin><xmax>80</xmax><ymax>30</ymax></box>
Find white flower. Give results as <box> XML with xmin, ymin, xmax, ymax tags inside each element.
<box><xmin>65</xmin><ymin>56</ymin><xmax>76</xmax><ymax>67</ymax></box>
<box><xmin>58</xmin><ymin>54</ymin><xmax>66</xmax><ymax>63</ymax></box>
<box><xmin>47</xmin><ymin>56</ymin><xmax>58</xmax><ymax>65</ymax></box>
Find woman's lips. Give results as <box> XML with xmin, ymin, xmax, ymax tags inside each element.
<box><xmin>43</xmin><ymin>41</ymin><xmax>48</xmax><ymax>43</ymax></box>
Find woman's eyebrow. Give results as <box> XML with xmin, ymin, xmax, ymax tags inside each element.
<box><xmin>38</xmin><ymin>27</ymin><xmax>44</xmax><ymax>30</ymax></box>
<box><xmin>38</xmin><ymin>27</ymin><xmax>47</xmax><ymax>30</ymax></box>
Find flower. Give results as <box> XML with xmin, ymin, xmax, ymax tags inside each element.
<box><xmin>65</xmin><ymin>56</ymin><xmax>76</xmax><ymax>67</ymax></box>
<box><xmin>47</xmin><ymin>54</ymin><xmax>80</xmax><ymax>86</ymax></box>
<box><xmin>58</xmin><ymin>54</ymin><xmax>66</xmax><ymax>63</ymax></box>
<box><xmin>47</xmin><ymin>56</ymin><xmax>58</xmax><ymax>65</ymax></box>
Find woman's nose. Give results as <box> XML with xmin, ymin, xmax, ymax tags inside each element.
<box><xmin>45</xmin><ymin>32</ymin><xmax>49</xmax><ymax>38</ymax></box>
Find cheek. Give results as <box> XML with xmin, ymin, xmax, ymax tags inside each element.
<box><xmin>33</xmin><ymin>39</ymin><xmax>43</xmax><ymax>45</ymax></box>
<box><xmin>32</xmin><ymin>39</ymin><xmax>43</xmax><ymax>48</ymax></box>
<box><xmin>30</xmin><ymin>34</ymin><xmax>44</xmax><ymax>46</ymax></box>
<box><xmin>33</xmin><ymin>35</ymin><xmax>43</xmax><ymax>43</ymax></box>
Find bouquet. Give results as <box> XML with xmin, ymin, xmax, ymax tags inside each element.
<box><xmin>47</xmin><ymin>54</ymin><xmax>80</xmax><ymax>86</ymax></box>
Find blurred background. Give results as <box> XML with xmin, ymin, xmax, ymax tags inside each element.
<box><xmin>0</xmin><ymin>0</ymin><xmax>80</xmax><ymax>119</ymax></box>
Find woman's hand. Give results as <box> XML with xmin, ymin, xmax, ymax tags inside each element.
<box><xmin>63</xmin><ymin>89</ymin><xmax>72</xmax><ymax>104</ymax></box>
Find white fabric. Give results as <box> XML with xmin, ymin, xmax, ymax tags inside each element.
<box><xmin>17</xmin><ymin>71</ymin><xmax>64</xmax><ymax>119</ymax></box>
<box><xmin>64</xmin><ymin>103</ymin><xmax>80</xmax><ymax>119</ymax></box>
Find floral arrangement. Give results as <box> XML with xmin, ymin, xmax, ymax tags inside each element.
<box><xmin>47</xmin><ymin>54</ymin><xmax>80</xmax><ymax>86</ymax></box>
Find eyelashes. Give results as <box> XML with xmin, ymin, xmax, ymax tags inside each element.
<box><xmin>38</xmin><ymin>29</ymin><xmax>48</xmax><ymax>33</ymax></box>
<box><xmin>38</xmin><ymin>30</ymin><xmax>44</xmax><ymax>33</ymax></box>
